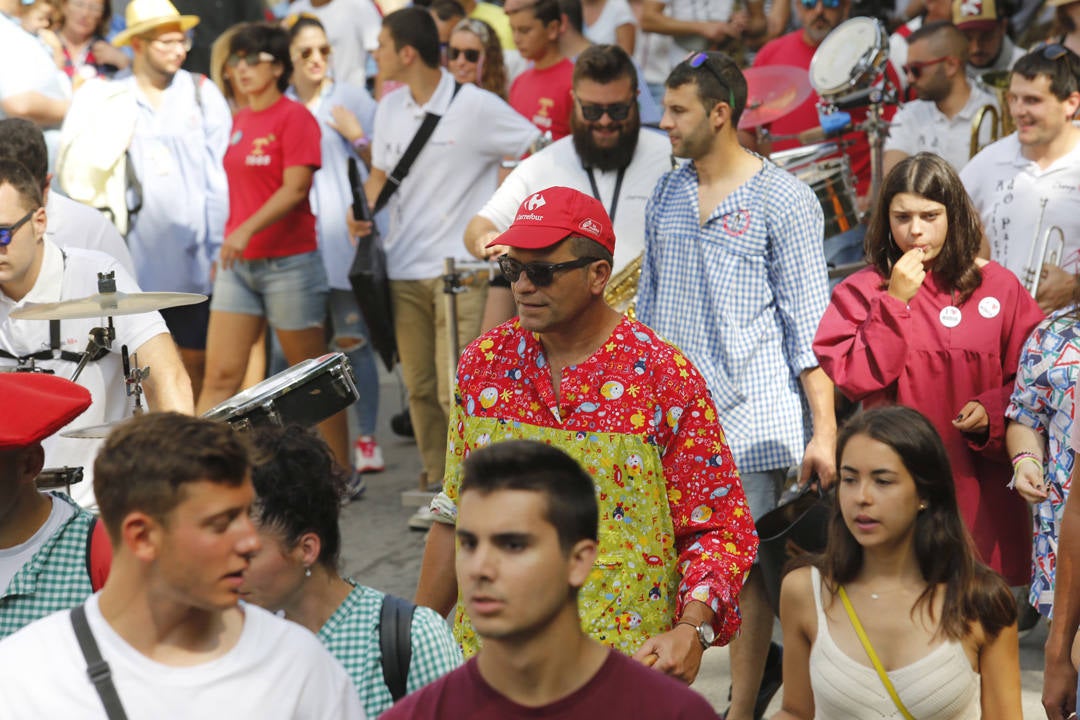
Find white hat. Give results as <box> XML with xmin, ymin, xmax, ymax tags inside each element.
<box><xmin>111</xmin><ymin>0</ymin><xmax>199</xmax><ymax>47</ymax></box>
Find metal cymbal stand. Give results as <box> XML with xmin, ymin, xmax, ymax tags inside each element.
<box><xmin>69</xmin><ymin>272</ymin><xmax>119</xmax><ymax>383</ymax></box>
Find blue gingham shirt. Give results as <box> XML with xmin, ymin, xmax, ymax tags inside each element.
<box><xmin>638</xmin><ymin>157</ymin><xmax>828</xmax><ymax>473</ymax></box>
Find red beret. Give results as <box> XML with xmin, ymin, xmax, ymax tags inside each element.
<box><xmin>0</xmin><ymin>373</ymin><xmax>92</xmax><ymax>450</ymax></box>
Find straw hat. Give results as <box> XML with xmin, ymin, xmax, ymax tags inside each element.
<box><xmin>111</xmin><ymin>0</ymin><xmax>199</xmax><ymax>47</ymax></box>
<box><xmin>1047</xmin><ymin>0</ymin><xmax>1080</xmax><ymax>8</ymax></box>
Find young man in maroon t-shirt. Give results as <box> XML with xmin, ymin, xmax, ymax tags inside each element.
<box><xmin>384</xmin><ymin>441</ymin><xmax>717</xmax><ymax>719</ymax></box>
<box><xmin>506</xmin><ymin>0</ymin><xmax>574</xmax><ymax>140</ymax></box>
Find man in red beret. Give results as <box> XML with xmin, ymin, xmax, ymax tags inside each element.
<box><xmin>0</xmin><ymin>373</ymin><xmax>111</xmax><ymax>640</ymax></box>
<box><xmin>415</xmin><ymin>186</ymin><xmax>757</xmax><ymax>685</ymax></box>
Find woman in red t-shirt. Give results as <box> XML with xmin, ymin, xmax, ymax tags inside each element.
<box><xmin>197</xmin><ymin>22</ymin><xmax>348</xmax><ymax>467</ymax></box>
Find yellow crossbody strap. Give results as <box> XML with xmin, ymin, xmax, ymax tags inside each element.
<box><xmin>837</xmin><ymin>585</ymin><xmax>916</xmax><ymax>720</ymax></box>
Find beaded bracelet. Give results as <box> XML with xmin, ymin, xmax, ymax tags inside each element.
<box><xmin>352</xmin><ymin>136</ymin><xmax>370</xmax><ymax>150</ymax></box>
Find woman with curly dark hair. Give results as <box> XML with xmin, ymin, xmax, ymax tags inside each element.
<box><xmin>446</xmin><ymin>18</ymin><xmax>507</xmax><ymax>99</ymax></box>
<box><xmin>813</xmin><ymin>152</ymin><xmax>1044</xmax><ymax>588</ymax></box>
<box><xmin>776</xmin><ymin>406</ymin><xmax>1021</xmax><ymax>719</ymax></box>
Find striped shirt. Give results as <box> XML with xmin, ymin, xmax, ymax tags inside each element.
<box><xmin>319</xmin><ymin>583</ymin><xmax>462</xmax><ymax>719</ymax></box>
<box><xmin>638</xmin><ymin>157</ymin><xmax>828</xmax><ymax>473</ymax></box>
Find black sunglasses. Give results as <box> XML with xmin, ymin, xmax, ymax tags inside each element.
<box><xmin>687</xmin><ymin>52</ymin><xmax>736</xmax><ymax>108</ymax></box>
<box><xmin>1033</xmin><ymin>42</ymin><xmax>1071</xmax><ymax>61</ymax></box>
<box><xmin>498</xmin><ymin>254</ymin><xmax>603</xmax><ymax>287</ymax></box>
<box><xmin>299</xmin><ymin>45</ymin><xmax>331</xmax><ymax>60</ymax></box>
<box><xmin>0</xmin><ymin>209</ymin><xmax>35</xmax><ymax>246</ymax></box>
<box><xmin>448</xmin><ymin>47</ymin><xmax>481</xmax><ymax>63</ymax></box>
<box><xmin>577</xmin><ymin>99</ymin><xmax>634</xmax><ymax>122</ymax></box>
<box><xmin>799</xmin><ymin>0</ymin><xmax>842</xmax><ymax>7</ymax></box>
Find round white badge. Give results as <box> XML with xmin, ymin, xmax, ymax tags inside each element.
<box><xmin>978</xmin><ymin>297</ymin><xmax>1001</xmax><ymax>319</ymax></box>
<box><xmin>939</xmin><ymin>306</ymin><xmax>962</xmax><ymax>328</ymax></box>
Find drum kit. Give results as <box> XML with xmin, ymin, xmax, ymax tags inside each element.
<box><xmin>744</xmin><ymin>16</ymin><xmax>899</xmax><ymax>256</ymax></box>
<box><xmin>12</xmin><ymin>272</ymin><xmax>359</xmax><ymax>491</ymax></box>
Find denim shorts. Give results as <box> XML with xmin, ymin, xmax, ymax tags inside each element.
<box><xmin>210</xmin><ymin>251</ymin><xmax>329</xmax><ymax>330</ymax></box>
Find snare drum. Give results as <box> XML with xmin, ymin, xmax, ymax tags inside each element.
<box><xmin>769</xmin><ymin>142</ymin><xmax>841</xmax><ymax>171</ymax></box>
<box><xmin>794</xmin><ymin>158</ymin><xmax>859</xmax><ymax>237</ymax></box>
<box><xmin>809</xmin><ymin>17</ymin><xmax>888</xmax><ymax>100</ymax></box>
<box><xmin>203</xmin><ymin>353</ymin><xmax>358</xmax><ymax>431</ymax></box>
<box><xmin>36</xmin><ymin>466</ymin><xmax>84</xmax><ymax>490</ymax></box>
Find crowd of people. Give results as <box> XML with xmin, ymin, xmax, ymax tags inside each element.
<box><xmin>4</xmin><ymin>0</ymin><xmax>1080</xmax><ymax>717</ymax></box>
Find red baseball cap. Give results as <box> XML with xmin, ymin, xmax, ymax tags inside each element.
<box><xmin>488</xmin><ymin>186</ymin><xmax>616</xmax><ymax>255</ymax></box>
<box><xmin>0</xmin><ymin>373</ymin><xmax>92</xmax><ymax>450</ymax></box>
<box><xmin>952</xmin><ymin>0</ymin><xmax>1002</xmax><ymax>31</ymax></box>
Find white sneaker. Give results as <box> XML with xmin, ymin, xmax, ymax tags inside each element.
<box><xmin>408</xmin><ymin>506</ymin><xmax>437</xmax><ymax>531</ymax></box>
<box><xmin>354</xmin><ymin>436</ymin><xmax>385</xmax><ymax>473</ymax></box>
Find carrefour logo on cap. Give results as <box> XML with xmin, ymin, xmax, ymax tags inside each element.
<box><xmin>579</xmin><ymin>218</ymin><xmax>601</xmax><ymax>237</ymax></box>
<box><xmin>525</xmin><ymin>193</ymin><xmax>546</xmax><ymax>211</ymax></box>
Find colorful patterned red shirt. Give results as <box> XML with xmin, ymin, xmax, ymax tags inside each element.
<box><xmin>433</xmin><ymin>315</ymin><xmax>758</xmax><ymax>656</ymax></box>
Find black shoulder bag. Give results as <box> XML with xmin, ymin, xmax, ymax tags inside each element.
<box><xmin>379</xmin><ymin>593</ymin><xmax>417</xmax><ymax>703</ymax></box>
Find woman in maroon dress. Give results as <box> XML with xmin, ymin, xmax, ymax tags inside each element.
<box><xmin>813</xmin><ymin>153</ymin><xmax>1044</xmax><ymax>585</ymax></box>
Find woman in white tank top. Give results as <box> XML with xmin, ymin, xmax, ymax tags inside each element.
<box><xmin>774</xmin><ymin>406</ymin><xmax>1022</xmax><ymax>719</ymax></box>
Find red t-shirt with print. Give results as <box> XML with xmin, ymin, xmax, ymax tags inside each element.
<box><xmin>224</xmin><ymin>95</ymin><xmax>321</xmax><ymax>259</ymax></box>
<box><xmin>509</xmin><ymin>57</ymin><xmax>574</xmax><ymax>141</ymax></box>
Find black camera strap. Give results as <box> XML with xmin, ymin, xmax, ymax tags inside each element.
<box><xmin>70</xmin><ymin>605</ymin><xmax>129</xmax><ymax>720</ymax></box>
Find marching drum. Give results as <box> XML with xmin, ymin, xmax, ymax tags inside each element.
<box><xmin>808</xmin><ymin>17</ymin><xmax>888</xmax><ymax>102</ymax></box>
<box><xmin>793</xmin><ymin>158</ymin><xmax>860</xmax><ymax>238</ymax></box>
<box><xmin>756</xmin><ymin>483</ymin><xmax>832</xmax><ymax>616</ymax></box>
<box><xmin>203</xmin><ymin>353</ymin><xmax>359</xmax><ymax>431</ymax></box>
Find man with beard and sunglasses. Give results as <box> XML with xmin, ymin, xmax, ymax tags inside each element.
<box><xmin>416</xmin><ymin>185</ymin><xmax>758</xmax><ymax>686</ymax></box>
<box><xmin>463</xmin><ymin>44</ymin><xmax>672</xmax><ymax>328</ymax></box>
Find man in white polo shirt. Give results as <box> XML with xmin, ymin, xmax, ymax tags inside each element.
<box><xmin>366</xmin><ymin>7</ymin><xmax>537</xmax><ymax>518</ymax></box>
<box><xmin>885</xmin><ymin>21</ymin><xmax>1000</xmax><ymax>174</ymax></box>
<box><xmin>0</xmin><ymin>159</ymin><xmax>192</xmax><ymax>511</ymax></box>
<box><xmin>960</xmin><ymin>45</ymin><xmax>1080</xmax><ymax>313</ymax></box>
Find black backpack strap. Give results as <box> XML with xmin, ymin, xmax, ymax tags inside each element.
<box><xmin>70</xmin><ymin>605</ymin><xmax>129</xmax><ymax>720</ymax></box>
<box><xmin>373</xmin><ymin>82</ymin><xmax>462</xmax><ymax>215</ymax></box>
<box><xmin>379</xmin><ymin>593</ymin><xmax>416</xmax><ymax>703</ymax></box>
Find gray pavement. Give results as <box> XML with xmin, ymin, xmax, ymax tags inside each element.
<box><xmin>341</xmin><ymin>372</ymin><xmax>1051</xmax><ymax>718</ymax></box>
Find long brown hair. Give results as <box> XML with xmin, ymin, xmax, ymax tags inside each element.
<box><xmin>797</xmin><ymin>407</ymin><xmax>1015</xmax><ymax>642</ymax></box>
<box><xmin>864</xmin><ymin>153</ymin><xmax>984</xmax><ymax>303</ymax></box>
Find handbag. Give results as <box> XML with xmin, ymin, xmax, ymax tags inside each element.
<box><xmin>347</xmin><ymin>83</ymin><xmax>462</xmax><ymax>371</ymax></box>
<box><xmin>837</xmin><ymin>586</ymin><xmax>916</xmax><ymax>720</ymax></box>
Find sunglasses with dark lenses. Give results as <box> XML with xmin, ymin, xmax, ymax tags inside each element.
<box><xmin>1033</xmin><ymin>42</ymin><xmax>1070</xmax><ymax>61</ymax></box>
<box><xmin>226</xmin><ymin>51</ymin><xmax>276</xmax><ymax>68</ymax></box>
<box><xmin>799</xmin><ymin>0</ymin><xmax>842</xmax><ymax>8</ymax></box>
<box><xmin>688</xmin><ymin>52</ymin><xmax>736</xmax><ymax>108</ymax></box>
<box><xmin>901</xmin><ymin>55</ymin><xmax>949</xmax><ymax>79</ymax></box>
<box><xmin>498</xmin><ymin>255</ymin><xmax>603</xmax><ymax>287</ymax></box>
<box><xmin>299</xmin><ymin>45</ymin><xmax>332</xmax><ymax>60</ymax></box>
<box><xmin>448</xmin><ymin>47</ymin><xmax>482</xmax><ymax>63</ymax></box>
<box><xmin>0</xmin><ymin>209</ymin><xmax>35</xmax><ymax>247</ymax></box>
<box><xmin>577</xmin><ymin>100</ymin><xmax>634</xmax><ymax>122</ymax></box>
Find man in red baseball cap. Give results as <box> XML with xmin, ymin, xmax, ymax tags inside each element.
<box><xmin>0</xmin><ymin>373</ymin><xmax>111</xmax><ymax>640</ymax></box>
<box><xmin>416</xmin><ymin>186</ymin><xmax>756</xmax><ymax>687</ymax></box>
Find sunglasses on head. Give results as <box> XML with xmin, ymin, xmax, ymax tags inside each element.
<box><xmin>226</xmin><ymin>51</ymin><xmax>277</xmax><ymax>68</ymax></box>
<box><xmin>687</xmin><ymin>52</ymin><xmax>736</xmax><ymax>108</ymax></box>
<box><xmin>0</xmin><ymin>209</ymin><xmax>35</xmax><ymax>247</ymax></box>
<box><xmin>448</xmin><ymin>46</ymin><xmax>481</xmax><ymax>63</ymax></box>
<box><xmin>799</xmin><ymin>0</ymin><xmax>842</xmax><ymax>8</ymax></box>
<box><xmin>497</xmin><ymin>254</ymin><xmax>603</xmax><ymax>287</ymax></box>
<box><xmin>299</xmin><ymin>45</ymin><xmax>331</xmax><ymax>60</ymax></box>
<box><xmin>577</xmin><ymin>99</ymin><xmax>634</xmax><ymax>122</ymax></box>
<box><xmin>1033</xmin><ymin>41</ymin><xmax>1071</xmax><ymax>61</ymax></box>
<box><xmin>901</xmin><ymin>55</ymin><xmax>950</xmax><ymax>79</ymax></box>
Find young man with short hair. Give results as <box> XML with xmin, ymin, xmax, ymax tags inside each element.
<box><xmin>506</xmin><ymin>0</ymin><xmax>574</xmax><ymax>140</ymax></box>
<box><xmin>387</xmin><ymin>440</ymin><xmax>717</xmax><ymax>718</ymax></box>
<box><xmin>0</xmin><ymin>413</ymin><xmax>366</xmax><ymax>718</ymax></box>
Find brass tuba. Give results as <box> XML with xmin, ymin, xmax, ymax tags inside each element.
<box><xmin>970</xmin><ymin>71</ymin><xmax>1014</xmax><ymax>157</ymax></box>
<box><xmin>604</xmin><ymin>253</ymin><xmax>642</xmax><ymax>319</ymax></box>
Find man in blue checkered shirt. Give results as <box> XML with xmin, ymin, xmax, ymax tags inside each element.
<box><xmin>639</xmin><ymin>51</ymin><xmax>836</xmax><ymax>720</ymax></box>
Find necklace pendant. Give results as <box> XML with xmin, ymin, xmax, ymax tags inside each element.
<box><xmin>870</xmin><ymin>593</ymin><xmax>880</xmax><ymax>600</ymax></box>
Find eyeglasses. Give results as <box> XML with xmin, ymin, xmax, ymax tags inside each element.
<box><xmin>901</xmin><ymin>56</ymin><xmax>950</xmax><ymax>79</ymax></box>
<box><xmin>687</xmin><ymin>52</ymin><xmax>736</xmax><ymax>108</ymax></box>
<box><xmin>576</xmin><ymin>99</ymin><xmax>634</xmax><ymax>122</ymax></box>
<box><xmin>298</xmin><ymin>45</ymin><xmax>332</xmax><ymax>61</ymax></box>
<box><xmin>226</xmin><ymin>51</ymin><xmax>277</xmax><ymax>68</ymax></box>
<box><xmin>448</xmin><ymin>47</ymin><xmax>481</xmax><ymax>63</ymax></box>
<box><xmin>799</xmin><ymin>0</ymin><xmax>842</xmax><ymax>8</ymax></box>
<box><xmin>497</xmin><ymin>254</ymin><xmax>603</xmax><ymax>286</ymax></box>
<box><xmin>149</xmin><ymin>35</ymin><xmax>193</xmax><ymax>52</ymax></box>
<box><xmin>0</xmin><ymin>209</ymin><xmax>36</xmax><ymax>247</ymax></box>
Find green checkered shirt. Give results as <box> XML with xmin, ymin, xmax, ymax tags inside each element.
<box><xmin>319</xmin><ymin>582</ymin><xmax>462</xmax><ymax>718</ymax></box>
<box><xmin>0</xmin><ymin>493</ymin><xmax>95</xmax><ymax>639</ymax></box>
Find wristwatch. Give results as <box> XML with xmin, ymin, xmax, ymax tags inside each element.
<box><xmin>676</xmin><ymin>620</ymin><xmax>715</xmax><ymax>650</ymax></box>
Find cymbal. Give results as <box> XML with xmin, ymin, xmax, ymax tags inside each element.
<box><xmin>11</xmin><ymin>291</ymin><xmax>207</xmax><ymax>321</ymax></box>
<box><xmin>61</xmin><ymin>420</ymin><xmax>122</xmax><ymax>439</ymax></box>
<box><xmin>739</xmin><ymin>65</ymin><xmax>813</xmax><ymax>130</ymax></box>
